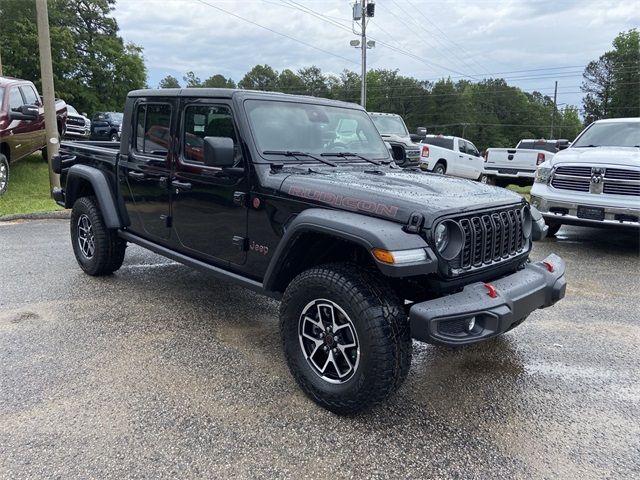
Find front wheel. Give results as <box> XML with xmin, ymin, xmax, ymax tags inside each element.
<box><xmin>70</xmin><ymin>196</ymin><xmax>127</xmax><ymax>275</ymax></box>
<box><xmin>546</xmin><ymin>222</ymin><xmax>562</xmax><ymax>237</ymax></box>
<box><xmin>280</xmin><ymin>264</ymin><xmax>412</xmax><ymax>414</ymax></box>
<box><xmin>0</xmin><ymin>154</ymin><xmax>9</xmax><ymax>195</ymax></box>
<box><xmin>479</xmin><ymin>174</ymin><xmax>495</xmax><ymax>185</ymax></box>
<box><xmin>110</xmin><ymin>132</ymin><xmax>119</xmax><ymax>142</ymax></box>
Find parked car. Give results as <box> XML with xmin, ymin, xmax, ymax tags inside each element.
<box><xmin>369</xmin><ymin>112</ymin><xmax>421</xmax><ymax>167</ymax></box>
<box><xmin>65</xmin><ymin>104</ymin><xmax>91</xmax><ymax>139</ymax></box>
<box><xmin>530</xmin><ymin>118</ymin><xmax>640</xmax><ymax>236</ymax></box>
<box><xmin>419</xmin><ymin>134</ymin><xmax>484</xmax><ymax>180</ymax></box>
<box><xmin>482</xmin><ymin>138</ymin><xmax>570</xmax><ymax>187</ymax></box>
<box><xmin>90</xmin><ymin>111</ymin><xmax>123</xmax><ymax>141</ymax></box>
<box><xmin>0</xmin><ymin>76</ymin><xmax>67</xmax><ymax>195</ymax></box>
<box><xmin>53</xmin><ymin>88</ymin><xmax>564</xmax><ymax>414</ymax></box>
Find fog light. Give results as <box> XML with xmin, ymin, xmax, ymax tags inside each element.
<box><xmin>466</xmin><ymin>317</ymin><xmax>476</xmax><ymax>332</ymax></box>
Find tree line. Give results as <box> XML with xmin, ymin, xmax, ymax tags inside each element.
<box><xmin>0</xmin><ymin>0</ymin><xmax>637</xmax><ymax>150</ymax></box>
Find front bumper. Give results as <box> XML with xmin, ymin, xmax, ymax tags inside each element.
<box><xmin>530</xmin><ymin>188</ymin><xmax>640</xmax><ymax>228</ymax></box>
<box><xmin>409</xmin><ymin>254</ymin><xmax>566</xmax><ymax>346</ymax></box>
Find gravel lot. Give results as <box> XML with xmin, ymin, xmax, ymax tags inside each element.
<box><xmin>1</xmin><ymin>219</ymin><xmax>639</xmax><ymax>479</ymax></box>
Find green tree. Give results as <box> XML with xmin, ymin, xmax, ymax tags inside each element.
<box><xmin>238</xmin><ymin>64</ymin><xmax>278</xmax><ymax>90</ymax></box>
<box><xmin>182</xmin><ymin>71</ymin><xmax>202</xmax><ymax>88</ymax></box>
<box><xmin>0</xmin><ymin>0</ymin><xmax>146</xmax><ymax>115</ymax></box>
<box><xmin>297</xmin><ymin>66</ymin><xmax>328</xmax><ymax>97</ymax></box>
<box><xmin>277</xmin><ymin>69</ymin><xmax>305</xmax><ymax>94</ymax></box>
<box><xmin>158</xmin><ymin>75</ymin><xmax>180</xmax><ymax>88</ymax></box>
<box><xmin>582</xmin><ymin>29</ymin><xmax>640</xmax><ymax>123</ymax></box>
<box><xmin>202</xmin><ymin>74</ymin><xmax>236</xmax><ymax>88</ymax></box>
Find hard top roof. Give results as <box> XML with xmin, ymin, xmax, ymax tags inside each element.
<box><xmin>128</xmin><ymin>88</ymin><xmax>363</xmax><ymax>109</ymax></box>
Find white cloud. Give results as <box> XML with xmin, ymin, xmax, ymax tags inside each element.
<box><xmin>112</xmin><ymin>0</ymin><xmax>639</xmax><ymax>107</ymax></box>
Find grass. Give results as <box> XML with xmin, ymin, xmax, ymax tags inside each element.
<box><xmin>0</xmin><ymin>153</ymin><xmax>64</xmax><ymax>216</ymax></box>
<box><xmin>506</xmin><ymin>184</ymin><xmax>532</xmax><ymax>202</ymax></box>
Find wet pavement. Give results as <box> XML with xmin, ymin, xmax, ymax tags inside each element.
<box><xmin>1</xmin><ymin>219</ymin><xmax>638</xmax><ymax>479</ymax></box>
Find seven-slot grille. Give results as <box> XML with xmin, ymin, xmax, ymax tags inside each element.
<box><xmin>551</xmin><ymin>166</ymin><xmax>640</xmax><ymax>196</ymax></box>
<box><xmin>449</xmin><ymin>206</ymin><xmax>526</xmax><ymax>271</ymax></box>
<box><xmin>67</xmin><ymin>116</ymin><xmax>86</xmax><ymax>127</ymax></box>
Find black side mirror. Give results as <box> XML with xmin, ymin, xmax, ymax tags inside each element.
<box><xmin>415</xmin><ymin>127</ymin><xmax>427</xmax><ymax>136</ymax></box>
<box><xmin>203</xmin><ymin>136</ymin><xmax>235</xmax><ymax>167</ymax></box>
<box><xmin>9</xmin><ymin>104</ymin><xmax>39</xmax><ymax>121</ymax></box>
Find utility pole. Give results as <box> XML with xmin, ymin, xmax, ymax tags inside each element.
<box><xmin>351</xmin><ymin>1</ymin><xmax>375</xmax><ymax>108</ymax></box>
<box><xmin>550</xmin><ymin>80</ymin><xmax>558</xmax><ymax>139</ymax></box>
<box><xmin>36</xmin><ymin>0</ymin><xmax>60</xmax><ymax>191</ymax></box>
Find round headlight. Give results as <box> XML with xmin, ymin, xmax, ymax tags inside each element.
<box><xmin>521</xmin><ymin>205</ymin><xmax>532</xmax><ymax>239</ymax></box>
<box><xmin>434</xmin><ymin>223</ymin><xmax>449</xmax><ymax>252</ymax></box>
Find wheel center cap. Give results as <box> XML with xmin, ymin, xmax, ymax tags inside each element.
<box><xmin>324</xmin><ymin>333</ymin><xmax>335</xmax><ymax>347</ymax></box>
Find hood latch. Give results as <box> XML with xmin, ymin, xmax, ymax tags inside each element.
<box><xmin>404</xmin><ymin>212</ymin><xmax>424</xmax><ymax>234</ymax></box>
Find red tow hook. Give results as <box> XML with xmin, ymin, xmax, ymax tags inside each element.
<box><xmin>484</xmin><ymin>283</ymin><xmax>498</xmax><ymax>298</ymax></box>
<box><xmin>543</xmin><ymin>261</ymin><xmax>555</xmax><ymax>273</ymax></box>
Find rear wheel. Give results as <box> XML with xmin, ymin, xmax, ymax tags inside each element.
<box><xmin>70</xmin><ymin>196</ymin><xmax>126</xmax><ymax>275</ymax></box>
<box><xmin>280</xmin><ymin>263</ymin><xmax>412</xmax><ymax>414</ymax></box>
<box><xmin>110</xmin><ymin>132</ymin><xmax>119</xmax><ymax>142</ymax></box>
<box><xmin>433</xmin><ymin>162</ymin><xmax>446</xmax><ymax>175</ymax></box>
<box><xmin>479</xmin><ymin>174</ymin><xmax>495</xmax><ymax>185</ymax></box>
<box><xmin>0</xmin><ymin>154</ymin><xmax>9</xmax><ymax>195</ymax></box>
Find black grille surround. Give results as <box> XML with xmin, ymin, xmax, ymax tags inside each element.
<box><xmin>442</xmin><ymin>205</ymin><xmax>530</xmax><ymax>276</ymax></box>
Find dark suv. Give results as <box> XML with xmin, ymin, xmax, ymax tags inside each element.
<box><xmin>90</xmin><ymin>111</ymin><xmax>123</xmax><ymax>141</ymax></box>
<box><xmin>53</xmin><ymin>88</ymin><xmax>566</xmax><ymax>413</ymax></box>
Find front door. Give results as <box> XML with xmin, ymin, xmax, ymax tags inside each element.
<box><xmin>119</xmin><ymin>101</ymin><xmax>174</xmax><ymax>240</ymax></box>
<box><xmin>171</xmin><ymin>99</ymin><xmax>248</xmax><ymax>266</ymax></box>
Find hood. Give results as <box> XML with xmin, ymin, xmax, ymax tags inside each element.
<box><xmin>379</xmin><ymin>133</ymin><xmax>416</xmax><ymax>148</ymax></box>
<box><xmin>551</xmin><ymin>146</ymin><xmax>640</xmax><ymax>168</ymax></box>
<box><xmin>279</xmin><ymin>167</ymin><xmax>523</xmax><ymax>226</ymax></box>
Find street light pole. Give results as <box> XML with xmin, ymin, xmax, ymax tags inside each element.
<box><xmin>550</xmin><ymin>80</ymin><xmax>558</xmax><ymax>139</ymax></box>
<box><xmin>35</xmin><ymin>0</ymin><xmax>60</xmax><ymax>192</ymax></box>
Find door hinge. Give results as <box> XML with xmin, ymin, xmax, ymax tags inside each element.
<box><xmin>160</xmin><ymin>214</ymin><xmax>172</xmax><ymax>228</ymax></box>
<box><xmin>233</xmin><ymin>191</ymin><xmax>247</xmax><ymax>207</ymax></box>
<box><xmin>232</xmin><ymin>236</ymin><xmax>248</xmax><ymax>251</ymax></box>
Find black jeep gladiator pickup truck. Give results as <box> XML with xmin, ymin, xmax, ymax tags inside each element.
<box><xmin>52</xmin><ymin>88</ymin><xmax>566</xmax><ymax>414</ymax></box>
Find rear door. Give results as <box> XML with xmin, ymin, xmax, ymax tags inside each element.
<box><xmin>119</xmin><ymin>100</ymin><xmax>174</xmax><ymax>241</ymax></box>
<box><xmin>170</xmin><ymin>99</ymin><xmax>248</xmax><ymax>266</ymax></box>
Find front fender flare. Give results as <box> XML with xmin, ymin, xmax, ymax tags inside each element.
<box><xmin>263</xmin><ymin>209</ymin><xmax>437</xmax><ymax>292</ymax></box>
<box><xmin>65</xmin><ymin>164</ymin><xmax>124</xmax><ymax>229</ymax></box>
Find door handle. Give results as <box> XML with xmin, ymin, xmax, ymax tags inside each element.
<box><xmin>128</xmin><ymin>171</ymin><xmax>145</xmax><ymax>179</ymax></box>
<box><xmin>171</xmin><ymin>180</ymin><xmax>192</xmax><ymax>190</ymax></box>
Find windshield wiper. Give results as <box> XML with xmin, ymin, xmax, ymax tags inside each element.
<box><xmin>321</xmin><ymin>152</ymin><xmax>382</xmax><ymax>166</ymax></box>
<box><xmin>263</xmin><ymin>150</ymin><xmax>337</xmax><ymax>167</ymax></box>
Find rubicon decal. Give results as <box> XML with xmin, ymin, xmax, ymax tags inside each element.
<box><xmin>288</xmin><ymin>186</ymin><xmax>399</xmax><ymax>218</ymax></box>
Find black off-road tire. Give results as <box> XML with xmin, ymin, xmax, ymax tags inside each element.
<box><xmin>110</xmin><ymin>132</ymin><xmax>119</xmax><ymax>142</ymax></box>
<box><xmin>0</xmin><ymin>154</ymin><xmax>9</xmax><ymax>195</ymax></box>
<box><xmin>70</xmin><ymin>196</ymin><xmax>126</xmax><ymax>276</ymax></box>
<box><xmin>280</xmin><ymin>263</ymin><xmax>412</xmax><ymax>414</ymax></box>
<box><xmin>546</xmin><ymin>222</ymin><xmax>562</xmax><ymax>237</ymax></box>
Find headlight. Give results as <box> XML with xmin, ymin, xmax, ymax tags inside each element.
<box><xmin>535</xmin><ymin>166</ymin><xmax>553</xmax><ymax>184</ymax></box>
<box><xmin>434</xmin><ymin>223</ymin><xmax>449</xmax><ymax>252</ymax></box>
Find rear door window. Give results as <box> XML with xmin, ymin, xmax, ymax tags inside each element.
<box><xmin>135</xmin><ymin>103</ymin><xmax>172</xmax><ymax>155</ymax></box>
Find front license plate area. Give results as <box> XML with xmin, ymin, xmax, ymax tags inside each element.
<box><xmin>577</xmin><ymin>205</ymin><xmax>605</xmax><ymax>221</ymax></box>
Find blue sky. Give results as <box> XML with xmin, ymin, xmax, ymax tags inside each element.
<box><xmin>113</xmin><ymin>0</ymin><xmax>639</xmax><ymax>110</ymax></box>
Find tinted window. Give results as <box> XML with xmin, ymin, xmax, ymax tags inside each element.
<box><xmin>183</xmin><ymin>105</ymin><xmax>237</xmax><ymax>164</ymax></box>
<box><xmin>20</xmin><ymin>86</ymin><xmax>39</xmax><ymax>105</ymax></box>
<box><xmin>423</xmin><ymin>136</ymin><xmax>454</xmax><ymax>150</ymax></box>
<box><xmin>517</xmin><ymin>141</ymin><xmax>557</xmax><ymax>153</ymax></box>
<box><xmin>466</xmin><ymin>141</ymin><xmax>480</xmax><ymax>156</ymax></box>
<box><xmin>135</xmin><ymin>103</ymin><xmax>172</xmax><ymax>155</ymax></box>
<box><xmin>8</xmin><ymin>87</ymin><xmax>24</xmax><ymax>110</ymax></box>
<box><xmin>572</xmin><ymin>122</ymin><xmax>640</xmax><ymax>148</ymax></box>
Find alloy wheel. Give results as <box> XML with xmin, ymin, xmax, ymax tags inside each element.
<box><xmin>298</xmin><ymin>299</ymin><xmax>360</xmax><ymax>384</ymax></box>
<box><xmin>77</xmin><ymin>214</ymin><xmax>96</xmax><ymax>258</ymax></box>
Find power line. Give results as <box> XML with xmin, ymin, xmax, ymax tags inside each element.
<box><xmin>193</xmin><ymin>0</ymin><xmax>357</xmax><ymax>65</ymax></box>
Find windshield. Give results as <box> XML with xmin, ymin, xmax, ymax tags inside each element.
<box><xmin>572</xmin><ymin>121</ymin><xmax>640</xmax><ymax>148</ymax></box>
<box><xmin>371</xmin><ymin>115</ymin><xmax>408</xmax><ymax>137</ymax></box>
<box><xmin>245</xmin><ymin>100</ymin><xmax>390</xmax><ymax>160</ymax></box>
<box><xmin>109</xmin><ymin>112</ymin><xmax>124</xmax><ymax>123</ymax></box>
<box><xmin>67</xmin><ymin>105</ymin><xmax>78</xmax><ymax>115</ymax></box>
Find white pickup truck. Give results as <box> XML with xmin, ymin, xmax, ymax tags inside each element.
<box><xmin>483</xmin><ymin>139</ymin><xmax>570</xmax><ymax>187</ymax></box>
<box><xmin>530</xmin><ymin>118</ymin><xmax>639</xmax><ymax>236</ymax></box>
<box><xmin>418</xmin><ymin>134</ymin><xmax>484</xmax><ymax>180</ymax></box>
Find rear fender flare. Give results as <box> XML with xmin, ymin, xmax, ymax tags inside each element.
<box><xmin>65</xmin><ymin>164</ymin><xmax>124</xmax><ymax>229</ymax></box>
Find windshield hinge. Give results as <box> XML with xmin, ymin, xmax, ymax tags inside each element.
<box><xmin>404</xmin><ymin>212</ymin><xmax>424</xmax><ymax>234</ymax></box>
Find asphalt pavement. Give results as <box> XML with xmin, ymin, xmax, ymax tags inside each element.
<box><xmin>1</xmin><ymin>219</ymin><xmax>639</xmax><ymax>479</ymax></box>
